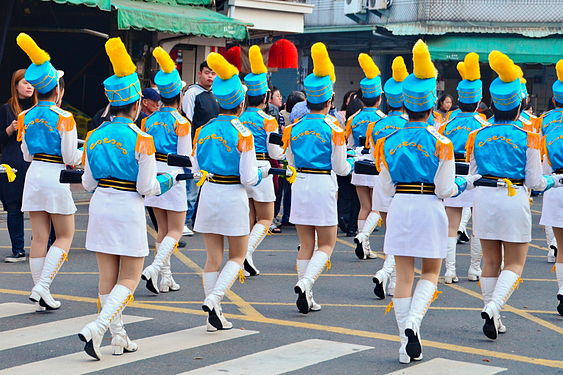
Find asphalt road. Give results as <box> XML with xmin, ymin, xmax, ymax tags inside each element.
<box><xmin>0</xmin><ymin>190</ymin><xmax>561</xmax><ymax>374</ymax></box>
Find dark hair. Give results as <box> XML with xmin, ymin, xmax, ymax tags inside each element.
<box><xmin>110</xmin><ymin>101</ymin><xmax>136</xmax><ymax>117</ymax></box>
<box><xmin>406</xmin><ymin>108</ymin><xmax>432</xmax><ymax>121</ymax></box>
<box><xmin>345</xmin><ymin>97</ymin><xmax>364</xmax><ymax>120</ymax></box>
<box><xmin>199</xmin><ymin>61</ymin><xmax>210</xmax><ymax>72</ymax></box>
<box><xmin>491</xmin><ymin>102</ymin><xmax>520</xmax><ymax>122</ymax></box>
<box><xmin>285</xmin><ymin>91</ymin><xmax>306</xmax><ymax>113</ymax></box>
<box><xmin>247</xmin><ymin>94</ymin><xmax>266</xmax><ymax>107</ymax></box>
<box><xmin>340</xmin><ymin>90</ymin><xmax>357</xmax><ymax>111</ymax></box>
<box><xmin>459</xmin><ymin>102</ymin><xmax>479</xmax><ymax>113</ymax></box>
<box><xmin>37</xmin><ymin>77</ymin><xmax>65</xmax><ymax>101</ymax></box>
<box><xmin>555</xmin><ymin>100</ymin><xmax>563</xmax><ymax>108</ymax></box>
<box><xmin>220</xmin><ymin>107</ymin><xmax>239</xmax><ymax>115</ymax></box>
<box><xmin>388</xmin><ymin>105</ymin><xmax>403</xmax><ymax>111</ymax></box>
<box><xmin>437</xmin><ymin>94</ymin><xmax>453</xmax><ymax>110</ymax></box>
<box><xmin>307</xmin><ymin>99</ymin><xmax>330</xmax><ymax>111</ymax></box>
<box><xmin>161</xmin><ymin>94</ymin><xmax>180</xmax><ymax>106</ymax></box>
<box><xmin>362</xmin><ymin>95</ymin><xmax>380</xmax><ymax>108</ymax></box>
<box><xmin>271</xmin><ymin>86</ymin><xmax>280</xmax><ymax>95</ymax></box>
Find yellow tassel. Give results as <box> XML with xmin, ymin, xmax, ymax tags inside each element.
<box><xmin>501</xmin><ymin>178</ymin><xmax>517</xmax><ymax>197</ymax></box>
<box><xmin>464</xmin><ymin>52</ymin><xmax>481</xmax><ymax>81</ymax></box>
<box><xmin>551</xmin><ymin>264</ymin><xmax>556</xmax><ymax>272</ymax></box>
<box><xmin>16</xmin><ymin>33</ymin><xmax>50</xmax><ymax>65</ymax></box>
<box><xmin>196</xmin><ymin>170</ymin><xmax>209</xmax><ymax>187</ymax></box>
<box><xmin>488</xmin><ymin>51</ymin><xmax>519</xmax><ymax>83</ymax></box>
<box><xmin>173</xmin><ymin>242</ymin><xmax>179</xmax><ymax>254</ymax></box>
<box><xmin>392</xmin><ymin>56</ymin><xmax>408</xmax><ymax>82</ymax></box>
<box><xmin>1</xmin><ymin>164</ymin><xmax>16</xmax><ymax>182</ymax></box>
<box><xmin>311</xmin><ymin>42</ymin><xmax>335</xmax><ymax>81</ymax></box>
<box><xmin>249</xmin><ymin>45</ymin><xmax>267</xmax><ymax>75</ymax></box>
<box><xmin>238</xmin><ymin>269</ymin><xmax>246</xmax><ymax>284</ymax></box>
<box><xmin>412</xmin><ymin>39</ymin><xmax>437</xmax><ymax>79</ymax></box>
<box><xmin>105</xmin><ymin>37</ymin><xmax>136</xmax><ymax>77</ymax></box>
<box><xmin>556</xmin><ymin>59</ymin><xmax>563</xmax><ymax>82</ymax></box>
<box><xmin>477</xmin><ymin>280</ymin><xmax>481</xmax><ymax>288</ymax></box>
<box><xmin>377</xmin><ymin>218</ymin><xmax>383</xmax><ymax>227</ymax></box>
<box><xmin>358</xmin><ymin>53</ymin><xmax>380</xmax><ymax>79</ymax></box>
<box><xmin>431</xmin><ymin>290</ymin><xmax>442</xmax><ymax>303</ymax></box>
<box><xmin>153</xmin><ymin>46</ymin><xmax>176</xmax><ymax>74</ymax></box>
<box><xmin>384</xmin><ymin>300</ymin><xmax>394</xmax><ymax>315</ymax></box>
<box><xmin>207</xmin><ymin>52</ymin><xmax>238</xmax><ymax>81</ymax></box>
<box><xmin>325</xmin><ymin>259</ymin><xmax>332</xmax><ymax>271</ymax></box>
<box><xmin>96</xmin><ymin>296</ymin><xmax>101</xmax><ymax>313</ymax></box>
<box><xmin>456</xmin><ymin>61</ymin><xmax>466</xmax><ymax>80</ymax></box>
<box><xmin>514</xmin><ymin>277</ymin><xmax>523</xmax><ymax>290</ymax></box>
<box><xmin>286</xmin><ymin>165</ymin><xmax>297</xmax><ymax>184</ymax></box>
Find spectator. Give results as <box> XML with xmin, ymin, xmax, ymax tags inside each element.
<box><xmin>280</xmin><ymin>91</ymin><xmax>305</xmax><ymax>126</ymax></box>
<box><xmin>181</xmin><ymin>61</ymin><xmax>220</xmax><ymax>236</ymax></box>
<box><xmin>266</xmin><ymin>86</ymin><xmax>282</xmax><ymax>120</ymax></box>
<box><xmin>137</xmin><ymin>88</ymin><xmax>161</xmax><ymax>126</ymax></box>
<box><xmin>338</xmin><ymin>90</ymin><xmax>357</xmax><ymax>123</ymax></box>
<box><xmin>0</xmin><ymin>69</ymin><xmax>37</xmax><ymax>262</ymax></box>
<box><xmin>434</xmin><ymin>93</ymin><xmax>453</xmax><ymax>124</ymax></box>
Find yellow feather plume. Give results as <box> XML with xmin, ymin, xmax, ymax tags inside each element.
<box><xmin>391</xmin><ymin>56</ymin><xmax>408</xmax><ymax>82</ymax></box>
<box><xmin>311</xmin><ymin>42</ymin><xmax>335</xmax><ymax>81</ymax></box>
<box><xmin>358</xmin><ymin>53</ymin><xmax>380</xmax><ymax>79</ymax></box>
<box><xmin>16</xmin><ymin>33</ymin><xmax>50</xmax><ymax>65</ymax></box>
<box><xmin>514</xmin><ymin>65</ymin><xmax>526</xmax><ymax>83</ymax></box>
<box><xmin>464</xmin><ymin>52</ymin><xmax>480</xmax><ymax>81</ymax></box>
<box><xmin>153</xmin><ymin>47</ymin><xmax>176</xmax><ymax>74</ymax></box>
<box><xmin>556</xmin><ymin>59</ymin><xmax>563</xmax><ymax>82</ymax></box>
<box><xmin>488</xmin><ymin>51</ymin><xmax>519</xmax><ymax>83</ymax></box>
<box><xmin>105</xmin><ymin>37</ymin><xmax>136</xmax><ymax>78</ymax></box>
<box><xmin>206</xmin><ymin>52</ymin><xmax>238</xmax><ymax>80</ymax></box>
<box><xmin>412</xmin><ymin>39</ymin><xmax>436</xmax><ymax>79</ymax></box>
<box><xmin>249</xmin><ymin>45</ymin><xmax>267</xmax><ymax>75</ymax></box>
<box><xmin>457</xmin><ymin>62</ymin><xmax>466</xmax><ymax>80</ymax></box>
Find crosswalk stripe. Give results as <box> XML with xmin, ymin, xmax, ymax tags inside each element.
<box><xmin>0</xmin><ymin>314</ymin><xmax>150</xmax><ymax>352</ymax></box>
<box><xmin>0</xmin><ymin>303</ymin><xmax>36</xmax><ymax>319</ymax></box>
<box><xmin>0</xmin><ymin>327</ymin><xmax>258</xmax><ymax>375</ymax></box>
<box><xmin>384</xmin><ymin>358</ymin><xmax>507</xmax><ymax>375</ymax></box>
<box><xmin>178</xmin><ymin>339</ymin><xmax>373</xmax><ymax>375</ymax></box>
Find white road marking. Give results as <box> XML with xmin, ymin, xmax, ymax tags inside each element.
<box><xmin>385</xmin><ymin>358</ymin><xmax>507</xmax><ymax>375</ymax></box>
<box><xmin>0</xmin><ymin>303</ymin><xmax>36</xmax><ymax>319</ymax></box>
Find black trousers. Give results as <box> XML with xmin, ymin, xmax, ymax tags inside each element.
<box><xmin>336</xmin><ymin>175</ymin><xmax>360</xmax><ymax>234</ymax></box>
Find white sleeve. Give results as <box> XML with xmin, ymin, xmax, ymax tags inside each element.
<box><xmin>240</xmin><ymin>146</ymin><xmax>259</xmax><ymax>186</ymax></box>
<box><xmin>331</xmin><ymin>142</ymin><xmax>352</xmax><ymax>176</ymax></box>
<box><xmin>182</xmin><ymin>89</ymin><xmax>196</xmax><ymax>121</ymax></box>
<box><xmin>136</xmin><ymin>152</ymin><xmax>161</xmax><ymax>196</ymax></box>
<box><xmin>378</xmin><ymin>163</ymin><xmax>395</xmax><ymax>197</ymax></box>
<box><xmin>20</xmin><ymin>137</ymin><xmax>32</xmax><ymax>162</ymax></box>
<box><xmin>433</xmin><ymin>157</ymin><xmax>459</xmax><ymax>199</ymax></box>
<box><xmin>60</xmin><ymin>126</ymin><xmax>83</xmax><ymax>166</ymax></box>
<box><xmin>525</xmin><ymin>147</ymin><xmax>548</xmax><ymax>191</ymax></box>
<box><xmin>468</xmin><ymin>153</ymin><xmax>478</xmax><ymax>175</ymax></box>
<box><xmin>542</xmin><ymin>158</ymin><xmax>553</xmax><ymax>174</ymax></box>
<box><xmin>81</xmin><ymin>152</ymin><xmax>98</xmax><ymax>193</ymax></box>
<box><xmin>286</xmin><ymin>145</ymin><xmax>295</xmax><ymax>167</ymax></box>
<box><xmin>177</xmin><ymin>134</ymin><xmax>192</xmax><ymax>156</ymax></box>
<box><xmin>266</xmin><ymin>131</ymin><xmax>285</xmax><ymax>160</ymax></box>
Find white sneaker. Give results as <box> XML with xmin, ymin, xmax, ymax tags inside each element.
<box><xmin>183</xmin><ymin>225</ymin><xmax>194</xmax><ymax>236</ymax></box>
<box><xmin>547</xmin><ymin>246</ymin><xmax>557</xmax><ymax>263</ymax></box>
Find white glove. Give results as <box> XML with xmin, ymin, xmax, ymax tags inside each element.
<box><xmin>464</xmin><ymin>174</ymin><xmax>482</xmax><ymax>190</ymax></box>
<box><xmin>259</xmin><ymin>165</ymin><xmax>270</xmax><ymax>178</ymax></box>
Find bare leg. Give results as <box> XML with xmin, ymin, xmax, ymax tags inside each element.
<box><xmin>244</xmin><ymin>200</ymin><xmax>274</xmax><ymax>276</ymax></box>
<box><xmin>296</xmin><ymin>225</ymin><xmax>316</xmax><ymax>260</ymax></box>
<box><xmin>29</xmin><ymin>211</ymin><xmax>50</xmax><ymax>258</ymax></box>
<box><xmin>96</xmin><ymin>253</ymin><xmax>120</xmax><ymax>295</ymax></box>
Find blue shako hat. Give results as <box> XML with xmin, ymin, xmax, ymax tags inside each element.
<box><xmin>16</xmin><ymin>33</ymin><xmax>62</xmax><ymax>94</ymax></box>
<box><xmin>358</xmin><ymin>53</ymin><xmax>382</xmax><ymax>99</ymax></box>
<box><xmin>304</xmin><ymin>43</ymin><xmax>335</xmax><ymax>104</ymax></box>
<box><xmin>103</xmin><ymin>37</ymin><xmax>141</xmax><ymax>107</ymax></box>
<box><xmin>488</xmin><ymin>51</ymin><xmax>522</xmax><ymax>111</ymax></box>
<box><xmin>553</xmin><ymin>60</ymin><xmax>563</xmax><ymax>103</ymax></box>
<box><xmin>244</xmin><ymin>45</ymin><xmax>268</xmax><ymax>97</ymax></box>
<box><xmin>402</xmin><ymin>40</ymin><xmax>437</xmax><ymax>112</ymax></box>
<box><xmin>384</xmin><ymin>56</ymin><xmax>408</xmax><ymax>108</ymax></box>
<box><xmin>153</xmin><ymin>46</ymin><xmax>184</xmax><ymax>99</ymax></box>
<box><xmin>207</xmin><ymin>52</ymin><xmax>245</xmax><ymax>110</ymax></box>
<box><xmin>456</xmin><ymin>52</ymin><xmax>483</xmax><ymax>104</ymax></box>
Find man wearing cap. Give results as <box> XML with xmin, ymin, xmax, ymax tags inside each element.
<box><xmin>139</xmin><ymin>87</ymin><xmax>161</xmax><ymax>121</ymax></box>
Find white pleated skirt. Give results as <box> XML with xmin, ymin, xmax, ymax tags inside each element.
<box><xmin>86</xmin><ymin>188</ymin><xmax>148</xmax><ymax>257</ymax></box>
<box><xmin>290</xmin><ymin>172</ymin><xmax>338</xmax><ymax>226</ymax></box>
<box><xmin>384</xmin><ymin>194</ymin><xmax>447</xmax><ymax>259</ymax></box>
<box><xmin>443</xmin><ymin>188</ymin><xmax>475</xmax><ymax>208</ymax></box>
<box><xmin>245</xmin><ymin>160</ymin><xmax>275</xmax><ymax>202</ymax></box>
<box><xmin>144</xmin><ymin>162</ymin><xmax>187</xmax><ymax>211</ymax></box>
<box><xmin>540</xmin><ymin>187</ymin><xmax>563</xmax><ymax>228</ymax></box>
<box><xmin>473</xmin><ymin>186</ymin><xmax>531</xmax><ymax>243</ymax></box>
<box><xmin>21</xmin><ymin>161</ymin><xmax>76</xmax><ymax>214</ymax></box>
<box><xmin>194</xmin><ymin>182</ymin><xmax>250</xmax><ymax>236</ymax></box>
<box><xmin>351</xmin><ymin>172</ymin><xmax>376</xmax><ymax>187</ymax></box>
<box><xmin>371</xmin><ymin>175</ymin><xmax>392</xmax><ymax>212</ymax></box>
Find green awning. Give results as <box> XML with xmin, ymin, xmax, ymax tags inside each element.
<box><xmin>129</xmin><ymin>0</ymin><xmax>211</xmax><ymax>6</ymax></box>
<box><xmin>112</xmin><ymin>0</ymin><xmax>251</xmax><ymax>40</ymax></box>
<box><xmin>427</xmin><ymin>35</ymin><xmax>563</xmax><ymax>65</ymax></box>
<box><xmin>40</xmin><ymin>0</ymin><xmax>111</xmax><ymax>10</ymax></box>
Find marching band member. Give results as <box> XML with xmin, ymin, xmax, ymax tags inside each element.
<box><xmin>438</xmin><ymin>52</ymin><xmax>487</xmax><ymax>284</ymax></box>
<box><xmin>466</xmin><ymin>51</ymin><xmax>560</xmax><ymax>340</ymax></box>
<box><xmin>349</xmin><ymin>53</ymin><xmax>385</xmax><ymax>260</ymax></box>
<box><xmin>193</xmin><ymin>53</ymin><xmax>266</xmax><ymax>331</ymax></box>
<box><xmin>240</xmin><ymin>45</ymin><xmax>284</xmax><ymax>276</ymax></box>
<box><xmin>539</xmin><ymin>60</ymin><xmax>563</xmax><ymax>315</ymax></box>
<box><xmin>284</xmin><ymin>43</ymin><xmax>352</xmax><ymax>314</ymax></box>
<box><xmin>141</xmin><ymin>47</ymin><xmax>191</xmax><ymax>294</ymax></box>
<box><xmin>78</xmin><ymin>37</ymin><xmax>179</xmax><ymax>360</ymax></box>
<box><xmin>16</xmin><ymin>33</ymin><xmax>82</xmax><ymax>311</ymax></box>
<box><xmin>376</xmin><ymin>40</ymin><xmax>477</xmax><ymax>363</ymax></box>
<box><xmin>516</xmin><ymin>67</ymin><xmax>540</xmax><ymax>132</ymax></box>
<box><xmin>366</xmin><ymin>56</ymin><xmax>409</xmax><ymax>299</ymax></box>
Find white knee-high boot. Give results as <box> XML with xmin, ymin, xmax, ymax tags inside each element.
<box><xmin>555</xmin><ymin>264</ymin><xmax>563</xmax><ymax>316</ymax></box>
<box><xmin>202</xmin><ymin>261</ymin><xmax>242</xmax><ymax>330</ymax></box>
<box><xmin>29</xmin><ymin>247</ymin><xmax>67</xmax><ymax>310</ymax></box>
<box><xmin>296</xmin><ymin>260</ymin><xmax>321</xmax><ymax>311</ymax></box>
<box><xmin>78</xmin><ymin>284</ymin><xmax>133</xmax><ymax>360</ymax></box>
<box><xmin>29</xmin><ymin>257</ymin><xmax>46</xmax><ymax>312</ymax></box>
<box><xmin>99</xmin><ymin>294</ymin><xmax>138</xmax><ymax>355</ymax></box>
<box><xmin>444</xmin><ymin>237</ymin><xmax>458</xmax><ymax>284</ymax></box>
<box><xmin>404</xmin><ymin>279</ymin><xmax>437</xmax><ymax>360</ymax></box>
<box><xmin>354</xmin><ymin>214</ymin><xmax>379</xmax><ymax>260</ymax></box>
<box><xmin>294</xmin><ymin>251</ymin><xmax>330</xmax><ymax>314</ymax></box>
<box><xmin>202</xmin><ymin>271</ymin><xmax>219</xmax><ymax>332</ymax></box>
<box><xmin>481</xmin><ymin>270</ymin><xmax>520</xmax><ymax>340</ymax></box>
<box><xmin>393</xmin><ymin>297</ymin><xmax>421</xmax><ymax>364</ymax></box>
<box><xmin>480</xmin><ymin>277</ymin><xmax>506</xmax><ymax>333</ymax></box>
<box><xmin>546</xmin><ymin>227</ymin><xmax>557</xmax><ymax>263</ymax></box>
<box><xmin>373</xmin><ymin>254</ymin><xmax>395</xmax><ymax>299</ymax></box>
<box><xmin>142</xmin><ymin>236</ymin><xmax>177</xmax><ymax>294</ymax></box>
<box><xmin>160</xmin><ymin>251</ymin><xmax>180</xmax><ymax>292</ymax></box>
<box><xmin>457</xmin><ymin>207</ymin><xmax>471</xmax><ymax>242</ymax></box>
<box><xmin>244</xmin><ymin>223</ymin><xmax>268</xmax><ymax>276</ymax></box>
<box><xmin>467</xmin><ymin>235</ymin><xmax>482</xmax><ymax>281</ymax></box>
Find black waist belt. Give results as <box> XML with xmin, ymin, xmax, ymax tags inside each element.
<box><xmin>454</xmin><ymin>152</ymin><xmax>466</xmax><ymax>163</ymax></box>
<box><xmin>34</xmin><ymin>153</ymin><xmax>63</xmax><ymax>164</ymax></box>
<box><xmin>482</xmin><ymin>175</ymin><xmax>524</xmax><ymax>186</ymax></box>
<box><xmin>297</xmin><ymin>168</ymin><xmax>331</xmax><ymax>175</ymax></box>
<box><xmin>395</xmin><ymin>182</ymin><xmax>436</xmax><ymax>195</ymax></box>
<box><xmin>155</xmin><ymin>152</ymin><xmax>168</xmax><ymax>162</ymax></box>
<box><xmin>256</xmin><ymin>152</ymin><xmax>268</xmax><ymax>160</ymax></box>
<box><xmin>555</xmin><ymin>168</ymin><xmax>563</xmax><ymax>174</ymax></box>
<box><xmin>208</xmin><ymin>174</ymin><xmax>241</xmax><ymax>185</ymax></box>
<box><xmin>98</xmin><ymin>177</ymin><xmax>137</xmax><ymax>192</ymax></box>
